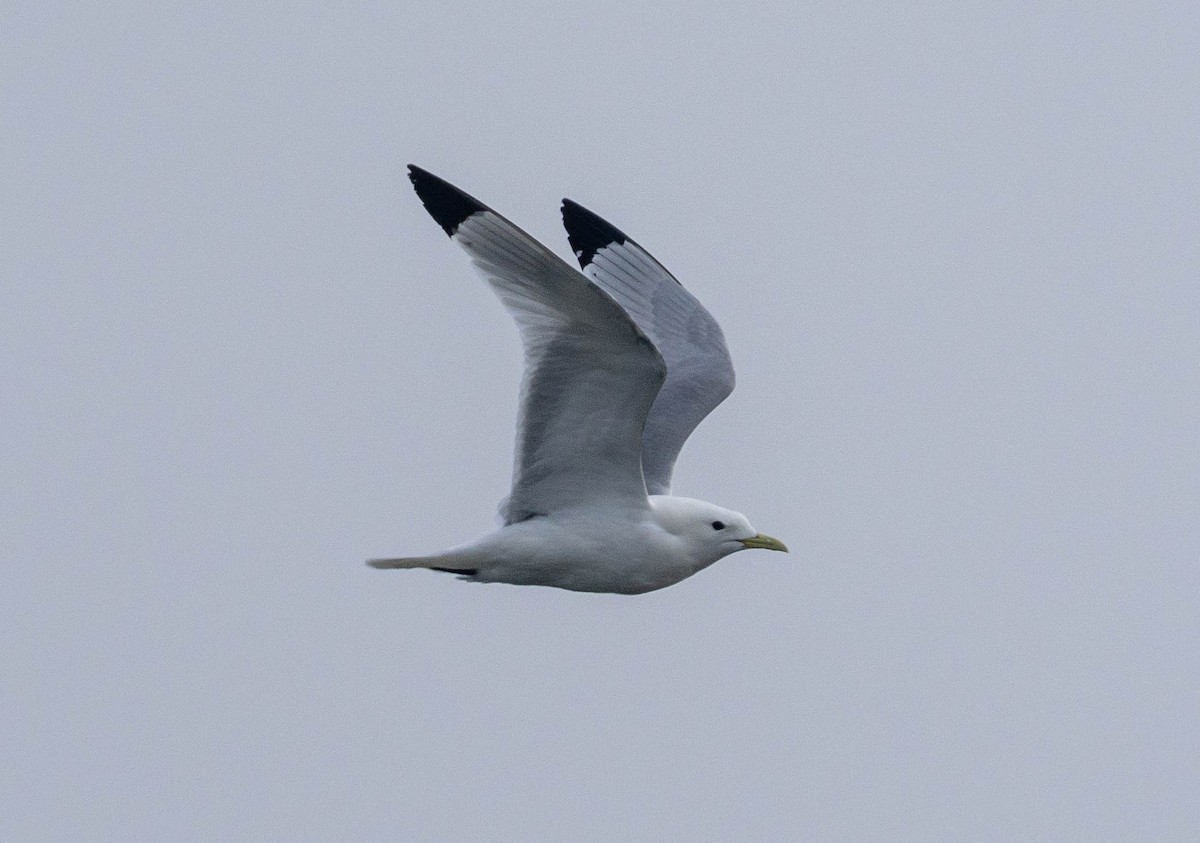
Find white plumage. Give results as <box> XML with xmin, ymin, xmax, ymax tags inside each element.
<box><xmin>368</xmin><ymin>166</ymin><xmax>786</xmax><ymax>594</ymax></box>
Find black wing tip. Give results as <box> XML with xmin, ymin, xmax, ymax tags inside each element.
<box><xmin>561</xmin><ymin>198</ymin><xmax>628</xmax><ymax>269</ymax></box>
<box><xmin>407</xmin><ymin>165</ymin><xmax>487</xmax><ymax>237</ymax></box>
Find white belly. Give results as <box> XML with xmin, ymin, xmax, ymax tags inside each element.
<box><xmin>469</xmin><ymin>513</ymin><xmax>704</xmax><ymax>594</ymax></box>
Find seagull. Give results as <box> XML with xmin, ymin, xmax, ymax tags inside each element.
<box><xmin>368</xmin><ymin>166</ymin><xmax>787</xmax><ymax>594</ymax></box>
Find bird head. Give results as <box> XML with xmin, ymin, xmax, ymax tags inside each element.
<box><xmin>649</xmin><ymin>495</ymin><xmax>788</xmax><ymax>565</ymax></box>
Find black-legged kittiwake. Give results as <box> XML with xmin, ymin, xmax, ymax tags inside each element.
<box><xmin>368</xmin><ymin>167</ymin><xmax>787</xmax><ymax>594</ymax></box>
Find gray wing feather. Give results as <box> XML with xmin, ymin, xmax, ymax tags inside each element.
<box><xmin>408</xmin><ymin>168</ymin><xmax>665</xmax><ymax>523</ymax></box>
<box><xmin>561</xmin><ymin>200</ymin><xmax>735</xmax><ymax>495</ymax></box>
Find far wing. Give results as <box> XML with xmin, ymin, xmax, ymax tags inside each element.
<box><xmin>408</xmin><ymin>167</ymin><xmax>666</xmax><ymax>523</ymax></box>
<box><xmin>561</xmin><ymin>200</ymin><xmax>735</xmax><ymax>495</ymax></box>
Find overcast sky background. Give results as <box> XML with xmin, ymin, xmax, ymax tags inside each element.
<box><xmin>4</xmin><ymin>2</ymin><xmax>1198</xmax><ymax>839</ymax></box>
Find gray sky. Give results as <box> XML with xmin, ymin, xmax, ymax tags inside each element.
<box><xmin>4</xmin><ymin>1</ymin><xmax>1198</xmax><ymax>839</ymax></box>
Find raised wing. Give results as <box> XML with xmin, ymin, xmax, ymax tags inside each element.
<box><xmin>408</xmin><ymin>166</ymin><xmax>666</xmax><ymax>523</ymax></box>
<box><xmin>560</xmin><ymin>200</ymin><xmax>735</xmax><ymax>495</ymax></box>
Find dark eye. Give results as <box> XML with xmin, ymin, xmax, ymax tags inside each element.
<box><xmin>711</xmin><ymin>521</ymin><xmax>725</xmax><ymax>531</ymax></box>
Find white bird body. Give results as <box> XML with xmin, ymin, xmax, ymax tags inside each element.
<box><xmin>369</xmin><ymin>167</ymin><xmax>786</xmax><ymax>594</ymax></box>
<box><xmin>376</xmin><ymin>497</ymin><xmax>764</xmax><ymax>595</ymax></box>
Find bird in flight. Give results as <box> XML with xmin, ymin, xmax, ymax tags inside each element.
<box><xmin>368</xmin><ymin>166</ymin><xmax>787</xmax><ymax>593</ymax></box>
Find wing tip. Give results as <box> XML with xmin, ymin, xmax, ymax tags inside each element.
<box><xmin>408</xmin><ymin>165</ymin><xmax>487</xmax><ymax>237</ymax></box>
<box><xmin>561</xmin><ymin>198</ymin><xmax>628</xmax><ymax>269</ymax></box>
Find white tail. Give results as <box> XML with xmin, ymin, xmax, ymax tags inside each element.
<box><xmin>366</xmin><ymin>544</ymin><xmax>484</xmax><ymax>576</ymax></box>
<box><xmin>366</xmin><ymin>557</ymin><xmax>435</xmax><ymax>570</ymax></box>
